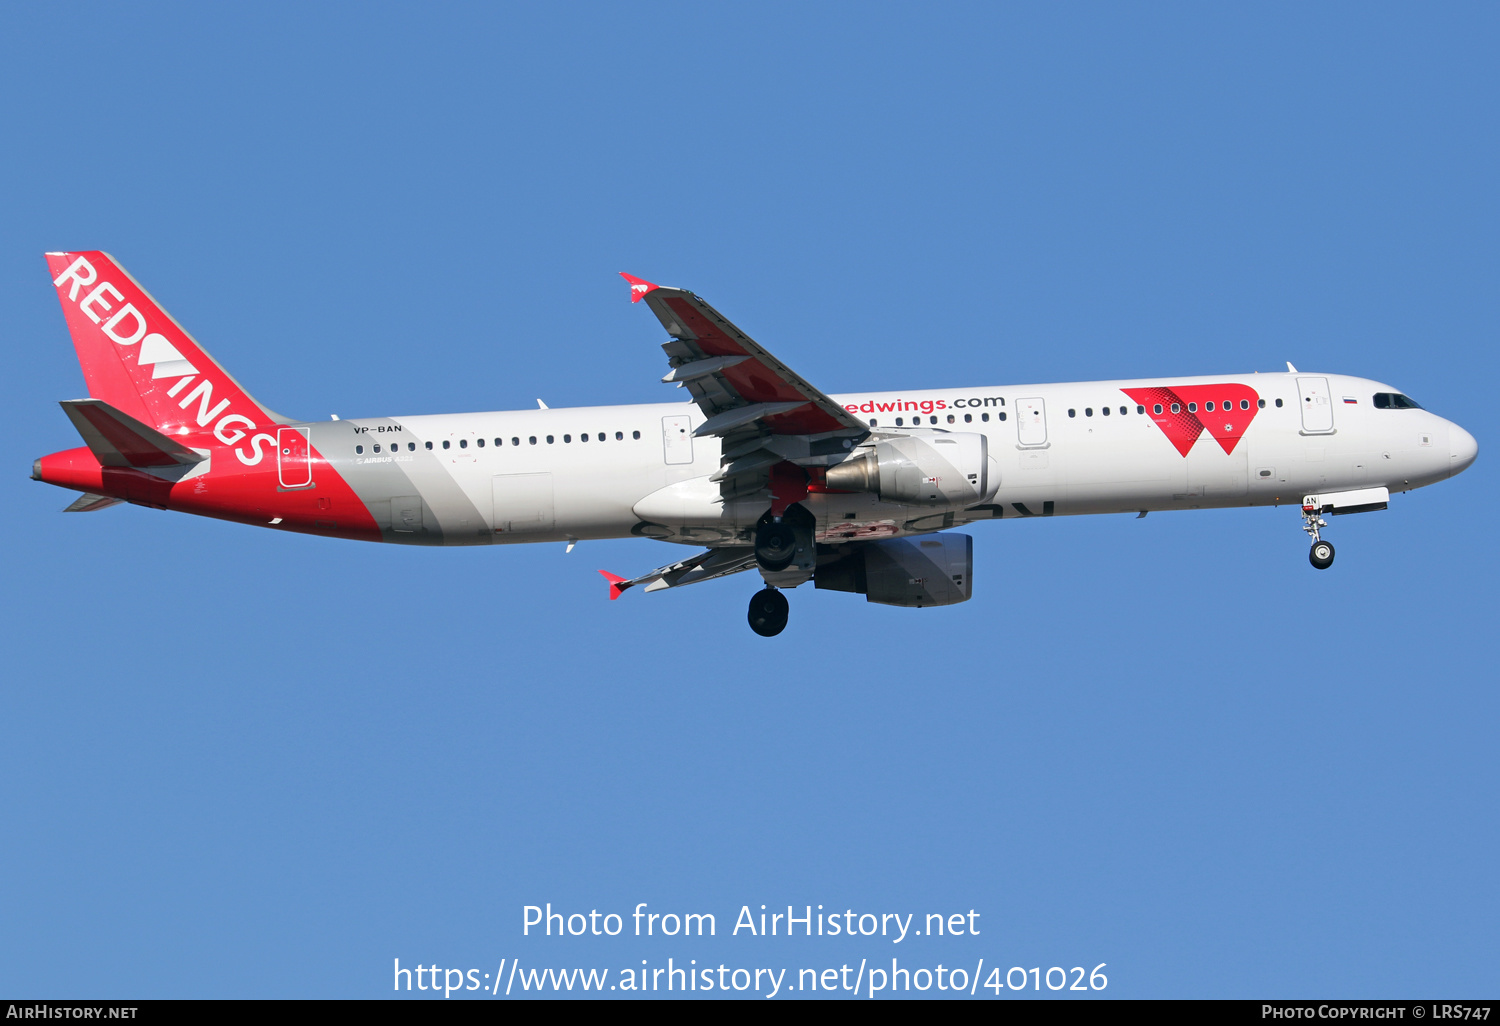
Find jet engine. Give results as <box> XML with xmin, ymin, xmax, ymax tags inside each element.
<box><xmin>824</xmin><ymin>434</ymin><xmax>992</xmax><ymax>506</ymax></box>
<box><xmin>815</xmin><ymin>534</ymin><xmax>973</xmax><ymax>608</ymax></box>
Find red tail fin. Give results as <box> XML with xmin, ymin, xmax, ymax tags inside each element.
<box><xmin>45</xmin><ymin>252</ymin><xmax>285</xmax><ymax>446</ymax></box>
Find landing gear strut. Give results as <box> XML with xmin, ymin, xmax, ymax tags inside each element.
<box><xmin>748</xmin><ymin>588</ymin><xmax>789</xmax><ymax>637</ymax></box>
<box><xmin>1302</xmin><ymin>501</ymin><xmax>1335</xmax><ymax>570</ymax></box>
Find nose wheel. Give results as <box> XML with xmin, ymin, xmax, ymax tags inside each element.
<box><xmin>1302</xmin><ymin>501</ymin><xmax>1335</xmax><ymax>570</ymax></box>
<box><xmin>1309</xmin><ymin>539</ymin><xmax>1335</xmax><ymax>570</ymax></box>
<box><xmin>748</xmin><ymin>587</ymin><xmax>789</xmax><ymax>637</ymax></box>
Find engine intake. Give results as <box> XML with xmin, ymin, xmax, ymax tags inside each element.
<box><xmin>824</xmin><ymin>434</ymin><xmax>991</xmax><ymax>505</ymax></box>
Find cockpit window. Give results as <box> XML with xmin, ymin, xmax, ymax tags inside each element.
<box><xmin>1373</xmin><ymin>392</ymin><xmax>1423</xmax><ymax>410</ymax></box>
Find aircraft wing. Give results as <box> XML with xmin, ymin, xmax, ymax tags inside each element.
<box><xmin>623</xmin><ymin>274</ymin><xmax>869</xmax><ymax>498</ymax></box>
<box><xmin>600</xmin><ymin>546</ymin><xmax>758</xmax><ymax>599</ymax></box>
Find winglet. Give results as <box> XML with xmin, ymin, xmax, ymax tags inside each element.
<box><xmin>598</xmin><ymin>570</ymin><xmax>630</xmax><ymax>600</ymax></box>
<box><xmin>620</xmin><ymin>273</ymin><xmax>659</xmax><ymax>304</ymax></box>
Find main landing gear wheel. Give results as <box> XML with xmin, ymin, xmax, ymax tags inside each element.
<box><xmin>1309</xmin><ymin>540</ymin><xmax>1336</xmax><ymax>570</ymax></box>
<box><xmin>754</xmin><ymin>521</ymin><xmax>797</xmax><ymax>572</ymax></box>
<box><xmin>748</xmin><ymin>588</ymin><xmax>789</xmax><ymax>637</ymax></box>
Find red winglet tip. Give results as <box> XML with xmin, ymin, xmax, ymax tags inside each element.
<box><xmin>620</xmin><ymin>272</ymin><xmax>659</xmax><ymax>303</ymax></box>
<box><xmin>598</xmin><ymin>570</ymin><xmax>629</xmax><ymax>600</ymax></box>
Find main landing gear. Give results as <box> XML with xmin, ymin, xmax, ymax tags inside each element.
<box><xmin>1302</xmin><ymin>501</ymin><xmax>1336</xmax><ymax>570</ymax></box>
<box><xmin>748</xmin><ymin>588</ymin><xmax>789</xmax><ymax>637</ymax></box>
<box><xmin>750</xmin><ymin>479</ymin><xmax>815</xmax><ymax>636</ymax></box>
<box><xmin>753</xmin><ymin>520</ymin><xmax>798</xmax><ymax>572</ymax></box>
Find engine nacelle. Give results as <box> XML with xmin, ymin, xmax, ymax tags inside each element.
<box><xmin>815</xmin><ymin>534</ymin><xmax>973</xmax><ymax>608</ymax></box>
<box><xmin>824</xmin><ymin>434</ymin><xmax>991</xmax><ymax>506</ymax></box>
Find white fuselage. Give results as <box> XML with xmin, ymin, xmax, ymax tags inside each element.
<box><xmin>318</xmin><ymin>371</ymin><xmax>1472</xmax><ymax>547</ymax></box>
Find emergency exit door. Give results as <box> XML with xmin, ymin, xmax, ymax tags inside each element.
<box><xmin>1297</xmin><ymin>377</ymin><xmax>1335</xmax><ymax>433</ymax></box>
<box><xmin>277</xmin><ymin>427</ymin><xmax>312</xmax><ymax>488</ymax></box>
<box><xmin>1016</xmin><ymin>398</ymin><xmax>1048</xmax><ymax>446</ymax></box>
<box><xmin>662</xmin><ymin>415</ymin><xmax>694</xmax><ymax>465</ymax></box>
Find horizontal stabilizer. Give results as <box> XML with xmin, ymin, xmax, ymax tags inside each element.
<box><xmin>59</xmin><ymin>398</ymin><xmax>207</xmax><ymax>469</ymax></box>
<box><xmin>62</xmin><ymin>492</ymin><xmax>124</xmax><ymax>513</ymax></box>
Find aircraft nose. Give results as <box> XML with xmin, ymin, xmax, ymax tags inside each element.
<box><xmin>1448</xmin><ymin>423</ymin><xmax>1478</xmax><ymax>478</ymax></box>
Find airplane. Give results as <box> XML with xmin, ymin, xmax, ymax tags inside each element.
<box><xmin>32</xmin><ymin>252</ymin><xmax>1478</xmax><ymax>636</ymax></box>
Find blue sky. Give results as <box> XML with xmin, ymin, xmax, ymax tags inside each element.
<box><xmin>1</xmin><ymin>3</ymin><xmax>1495</xmax><ymax>999</ymax></box>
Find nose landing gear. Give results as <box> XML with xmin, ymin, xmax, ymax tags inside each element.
<box><xmin>1309</xmin><ymin>539</ymin><xmax>1335</xmax><ymax>570</ymax></box>
<box><xmin>1302</xmin><ymin>501</ymin><xmax>1335</xmax><ymax>570</ymax></box>
<box><xmin>748</xmin><ymin>587</ymin><xmax>790</xmax><ymax>637</ymax></box>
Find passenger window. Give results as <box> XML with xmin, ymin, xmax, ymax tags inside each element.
<box><xmin>1154</xmin><ymin>404</ymin><xmax>1162</xmax><ymax>414</ymax></box>
<box><xmin>1085</xmin><ymin>408</ymin><xmax>1093</xmax><ymax>417</ymax></box>
<box><xmin>476</xmin><ymin>438</ymin><xmax>484</xmax><ymax>447</ymax></box>
<box><xmin>513</xmin><ymin>437</ymin><xmax>521</xmax><ymax>446</ymax></box>
<box><xmin>597</xmin><ymin>433</ymin><xmax>605</xmax><ymax>442</ymax></box>
<box><xmin>1068</xmin><ymin>409</ymin><xmax>1076</xmax><ymax>418</ymax></box>
<box><xmin>947</xmin><ymin>414</ymin><xmax>955</xmax><ymax>424</ymax></box>
<box><xmin>374</xmin><ymin>444</ymin><xmax>381</xmax><ymax>453</ymax></box>
<box><xmin>460</xmin><ymin>439</ymin><xmax>468</xmax><ymax>448</ymax></box>
<box><xmin>547</xmin><ymin>435</ymin><xmax>555</xmax><ymax>444</ymax></box>
<box><xmin>632</xmin><ymin>431</ymin><xmax>641</xmax><ymax>439</ymax></box>
<box><xmin>425</xmin><ymin>441</ymin><xmax>433</xmax><ymax>450</ymax></box>
<box><xmin>442</xmin><ymin>440</ymin><xmax>450</xmax><ymax>449</ymax></box>
<box><xmin>997</xmin><ymin>412</ymin><xmax>1005</xmax><ymax>421</ymax></box>
<box><xmin>929</xmin><ymin>416</ymin><xmax>937</xmax><ymax>424</ymax></box>
<box><xmin>355</xmin><ymin>445</ymin><xmax>363</xmax><ymax>454</ymax></box>
<box><xmin>1102</xmin><ymin>406</ymin><xmax>1110</xmax><ymax>416</ymax></box>
<box><xmin>614</xmin><ymin>431</ymin><xmax>622</xmax><ymax>440</ymax></box>
<box><xmin>1137</xmin><ymin>405</ymin><xmax>1145</xmax><ymax>414</ymax></box>
<box><xmin>1171</xmin><ymin>404</ymin><xmax>1180</xmax><ymax>414</ymax></box>
<box><xmin>963</xmin><ymin>414</ymin><xmax>972</xmax><ymax>423</ymax></box>
<box><xmin>563</xmin><ymin>434</ymin><xmax>571</xmax><ymax>443</ymax></box>
<box><xmin>895</xmin><ymin>417</ymin><xmax>904</xmax><ymax>426</ymax></box>
<box><xmin>1275</xmin><ymin>399</ymin><xmax>1283</xmax><ymax>408</ymax></box>
<box><xmin>408</xmin><ymin>442</ymin><xmax>416</xmax><ymax>451</ymax></box>
<box><xmin>1120</xmin><ymin>406</ymin><xmax>1127</xmax><ymax>416</ymax></box>
<box><xmin>1240</xmin><ymin>400</ymin><xmax>1249</xmax><ymax>410</ymax></box>
<box><xmin>1205</xmin><ymin>402</ymin><xmax>1214</xmax><ymax>412</ymax></box>
<box><xmin>869</xmin><ymin>419</ymin><xmax>878</xmax><ymax>427</ymax></box>
<box><xmin>1187</xmin><ymin>403</ymin><xmax>1197</xmax><ymax>412</ymax></box>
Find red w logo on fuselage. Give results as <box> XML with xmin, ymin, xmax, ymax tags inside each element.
<box><xmin>1122</xmin><ymin>384</ymin><xmax>1261</xmax><ymax>457</ymax></box>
